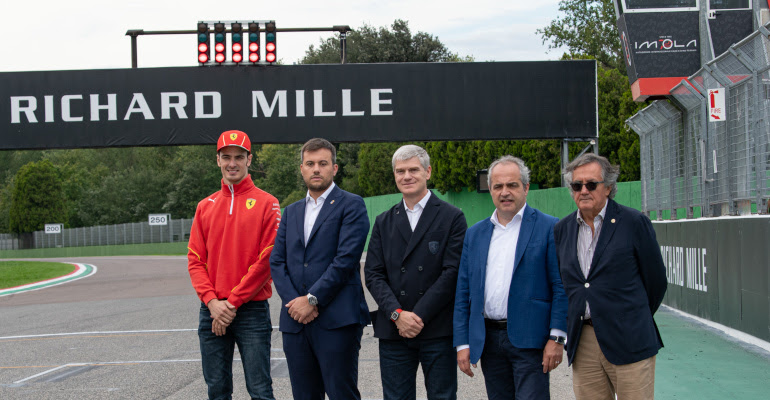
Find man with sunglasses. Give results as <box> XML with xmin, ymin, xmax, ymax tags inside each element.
<box><xmin>554</xmin><ymin>153</ymin><xmax>667</xmax><ymax>400</ymax></box>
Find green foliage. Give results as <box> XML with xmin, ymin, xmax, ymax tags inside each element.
<box><xmin>9</xmin><ymin>160</ymin><xmax>66</xmax><ymax>234</ymax></box>
<box><xmin>427</xmin><ymin>141</ymin><xmax>565</xmax><ymax>193</ymax></box>
<box><xmin>357</xmin><ymin>143</ymin><xmax>402</xmax><ymax>197</ymax></box>
<box><xmin>535</xmin><ymin>0</ymin><xmax>648</xmax><ymax>182</ymax></box>
<box><xmin>252</xmin><ymin>144</ymin><xmax>303</xmax><ymax>204</ymax></box>
<box><xmin>164</xmin><ymin>146</ymin><xmax>221</xmax><ymax>219</ymax></box>
<box><xmin>302</xmin><ymin>19</ymin><xmax>461</xmax><ymax>64</ymax></box>
<box><xmin>536</xmin><ymin>0</ymin><xmax>621</xmax><ymax>71</ymax></box>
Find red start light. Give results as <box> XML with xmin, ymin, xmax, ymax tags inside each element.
<box><xmin>199</xmin><ymin>53</ymin><xmax>208</xmax><ymax>63</ymax></box>
<box><xmin>215</xmin><ymin>43</ymin><xmax>225</xmax><ymax>52</ymax></box>
<box><xmin>266</xmin><ymin>43</ymin><xmax>276</xmax><ymax>52</ymax></box>
<box><xmin>233</xmin><ymin>53</ymin><xmax>243</xmax><ymax>63</ymax></box>
<box><xmin>249</xmin><ymin>42</ymin><xmax>259</xmax><ymax>52</ymax></box>
<box><xmin>249</xmin><ymin>53</ymin><xmax>259</xmax><ymax>62</ymax></box>
<box><xmin>198</xmin><ymin>43</ymin><xmax>208</xmax><ymax>53</ymax></box>
<box><xmin>266</xmin><ymin>53</ymin><xmax>276</xmax><ymax>63</ymax></box>
<box><xmin>215</xmin><ymin>53</ymin><xmax>225</xmax><ymax>63</ymax></box>
<box><xmin>233</xmin><ymin>43</ymin><xmax>242</xmax><ymax>52</ymax></box>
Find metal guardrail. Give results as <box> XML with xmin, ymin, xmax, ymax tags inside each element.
<box><xmin>627</xmin><ymin>24</ymin><xmax>770</xmax><ymax>218</ymax></box>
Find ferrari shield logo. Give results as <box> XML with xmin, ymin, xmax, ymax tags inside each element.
<box><xmin>428</xmin><ymin>241</ymin><xmax>440</xmax><ymax>255</ymax></box>
<box><xmin>246</xmin><ymin>198</ymin><xmax>256</xmax><ymax>209</ymax></box>
<box><xmin>230</xmin><ymin>133</ymin><xmax>238</xmax><ymax>141</ymax></box>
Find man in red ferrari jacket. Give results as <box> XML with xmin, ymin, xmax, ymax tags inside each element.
<box><xmin>188</xmin><ymin>130</ymin><xmax>281</xmax><ymax>400</ymax></box>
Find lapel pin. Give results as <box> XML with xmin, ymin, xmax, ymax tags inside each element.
<box><xmin>330</xmin><ymin>200</ymin><xmax>335</xmax><ymax>204</ymax></box>
<box><xmin>611</xmin><ymin>218</ymin><xmax>616</xmax><ymax>223</ymax></box>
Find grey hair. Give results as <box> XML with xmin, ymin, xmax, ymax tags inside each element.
<box><xmin>563</xmin><ymin>153</ymin><xmax>619</xmax><ymax>199</ymax></box>
<box><xmin>392</xmin><ymin>145</ymin><xmax>430</xmax><ymax>170</ymax></box>
<box><xmin>487</xmin><ymin>155</ymin><xmax>530</xmax><ymax>187</ymax></box>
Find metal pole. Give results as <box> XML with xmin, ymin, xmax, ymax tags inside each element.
<box><xmin>340</xmin><ymin>31</ymin><xmax>347</xmax><ymax>64</ymax></box>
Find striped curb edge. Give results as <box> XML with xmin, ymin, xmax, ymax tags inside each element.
<box><xmin>0</xmin><ymin>263</ymin><xmax>97</xmax><ymax>297</ymax></box>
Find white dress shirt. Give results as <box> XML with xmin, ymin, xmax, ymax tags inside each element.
<box><xmin>576</xmin><ymin>200</ymin><xmax>608</xmax><ymax>319</ymax></box>
<box><xmin>483</xmin><ymin>204</ymin><xmax>526</xmax><ymax>320</ymax></box>
<box><xmin>304</xmin><ymin>181</ymin><xmax>336</xmax><ymax>245</ymax></box>
<box><xmin>457</xmin><ymin>203</ymin><xmax>566</xmax><ymax>352</ymax></box>
<box><xmin>403</xmin><ymin>191</ymin><xmax>431</xmax><ymax>231</ymax></box>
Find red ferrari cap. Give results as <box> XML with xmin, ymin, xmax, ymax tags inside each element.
<box><xmin>217</xmin><ymin>130</ymin><xmax>251</xmax><ymax>153</ymax></box>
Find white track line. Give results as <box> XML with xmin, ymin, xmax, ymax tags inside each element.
<box><xmin>12</xmin><ymin>358</ymin><xmax>288</xmax><ymax>384</ymax></box>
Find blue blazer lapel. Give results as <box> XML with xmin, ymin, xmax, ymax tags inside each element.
<box><xmin>476</xmin><ymin>220</ymin><xmax>495</xmax><ymax>291</ymax></box>
<box><xmin>591</xmin><ymin>200</ymin><xmax>619</xmax><ymax>275</ymax></box>
<box><xmin>295</xmin><ymin>199</ymin><xmax>307</xmax><ymax>247</ymax></box>
<box><xmin>307</xmin><ymin>186</ymin><xmax>341</xmax><ymax>245</ymax></box>
<box><xmin>513</xmin><ymin>206</ymin><xmax>535</xmax><ymax>275</ymax></box>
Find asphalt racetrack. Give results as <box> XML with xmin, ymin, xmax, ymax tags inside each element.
<box><xmin>0</xmin><ymin>256</ymin><xmax>575</xmax><ymax>399</ymax></box>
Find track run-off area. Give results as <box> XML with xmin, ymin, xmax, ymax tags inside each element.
<box><xmin>0</xmin><ymin>256</ymin><xmax>768</xmax><ymax>399</ymax></box>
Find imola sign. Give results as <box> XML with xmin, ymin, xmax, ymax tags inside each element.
<box><xmin>0</xmin><ymin>61</ymin><xmax>597</xmax><ymax>150</ymax></box>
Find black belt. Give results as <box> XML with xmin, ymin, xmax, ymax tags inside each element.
<box><xmin>583</xmin><ymin>318</ymin><xmax>593</xmax><ymax>326</ymax></box>
<box><xmin>484</xmin><ymin>318</ymin><xmax>507</xmax><ymax>330</ymax></box>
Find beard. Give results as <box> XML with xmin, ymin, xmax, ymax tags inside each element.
<box><xmin>305</xmin><ymin>175</ymin><xmax>333</xmax><ymax>192</ymax></box>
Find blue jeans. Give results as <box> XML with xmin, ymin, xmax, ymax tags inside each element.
<box><xmin>379</xmin><ymin>336</ymin><xmax>457</xmax><ymax>400</ymax></box>
<box><xmin>198</xmin><ymin>300</ymin><xmax>274</xmax><ymax>400</ymax></box>
<box><xmin>480</xmin><ymin>327</ymin><xmax>549</xmax><ymax>400</ymax></box>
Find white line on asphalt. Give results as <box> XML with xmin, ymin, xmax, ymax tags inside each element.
<box><xmin>11</xmin><ymin>358</ymin><xmax>290</xmax><ymax>384</ymax></box>
<box><xmin>13</xmin><ymin>365</ymin><xmax>71</xmax><ymax>384</ymax></box>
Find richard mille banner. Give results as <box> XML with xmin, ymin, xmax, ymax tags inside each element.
<box><xmin>1</xmin><ymin>61</ymin><xmax>597</xmax><ymax>150</ymax></box>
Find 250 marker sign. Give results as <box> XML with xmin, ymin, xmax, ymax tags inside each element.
<box><xmin>148</xmin><ymin>214</ymin><xmax>170</xmax><ymax>226</ymax></box>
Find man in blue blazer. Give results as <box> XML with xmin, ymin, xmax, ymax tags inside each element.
<box><xmin>453</xmin><ymin>156</ymin><xmax>568</xmax><ymax>400</ymax></box>
<box><xmin>554</xmin><ymin>153</ymin><xmax>667</xmax><ymax>400</ymax></box>
<box><xmin>270</xmin><ymin>138</ymin><xmax>370</xmax><ymax>400</ymax></box>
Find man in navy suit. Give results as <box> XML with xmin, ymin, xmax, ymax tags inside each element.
<box><xmin>453</xmin><ymin>155</ymin><xmax>568</xmax><ymax>400</ymax></box>
<box><xmin>365</xmin><ymin>145</ymin><xmax>467</xmax><ymax>400</ymax></box>
<box><xmin>269</xmin><ymin>138</ymin><xmax>370</xmax><ymax>400</ymax></box>
<box><xmin>554</xmin><ymin>153</ymin><xmax>667</xmax><ymax>400</ymax></box>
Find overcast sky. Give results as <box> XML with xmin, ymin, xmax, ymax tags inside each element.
<box><xmin>4</xmin><ymin>0</ymin><xmax>566</xmax><ymax>72</ymax></box>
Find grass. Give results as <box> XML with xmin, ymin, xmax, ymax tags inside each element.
<box><xmin>0</xmin><ymin>261</ymin><xmax>77</xmax><ymax>289</ymax></box>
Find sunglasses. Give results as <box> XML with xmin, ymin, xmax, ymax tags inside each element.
<box><xmin>570</xmin><ymin>181</ymin><xmax>605</xmax><ymax>192</ymax></box>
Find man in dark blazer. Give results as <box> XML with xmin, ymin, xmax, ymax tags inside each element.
<box><xmin>554</xmin><ymin>153</ymin><xmax>667</xmax><ymax>400</ymax></box>
<box><xmin>269</xmin><ymin>138</ymin><xmax>370</xmax><ymax>400</ymax></box>
<box><xmin>453</xmin><ymin>156</ymin><xmax>568</xmax><ymax>400</ymax></box>
<box><xmin>365</xmin><ymin>145</ymin><xmax>467</xmax><ymax>400</ymax></box>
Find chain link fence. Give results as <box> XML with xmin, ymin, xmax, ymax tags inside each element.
<box><xmin>0</xmin><ymin>219</ymin><xmax>193</xmax><ymax>250</ymax></box>
<box><xmin>627</xmin><ymin>24</ymin><xmax>770</xmax><ymax>218</ymax></box>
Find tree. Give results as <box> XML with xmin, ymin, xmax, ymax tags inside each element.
<box><xmin>9</xmin><ymin>160</ymin><xmax>66</xmax><ymax>236</ymax></box>
<box><xmin>536</xmin><ymin>0</ymin><xmax>621</xmax><ymax>71</ymax></box>
<box><xmin>252</xmin><ymin>144</ymin><xmax>304</xmax><ymax>207</ymax></box>
<box><xmin>302</xmin><ymin>19</ymin><xmax>461</xmax><ymax>64</ymax></box>
<box><xmin>536</xmin><ymin>0</ymin><xmax>648</xmax><ymax>182</ymax></box>
<box><xmin>302</xmin><ymin>20</ymin><xmax>471</xmax><ymax>196</ymax></box>
<box><xmin>163</xmin><ymin>146</ymin><xmax>222</xmax><ymax>218</ymax></box>
<box><xmin>357</xmin><ymin>143</ymin><xmax>403</xmax><ymax>197</ymax></box>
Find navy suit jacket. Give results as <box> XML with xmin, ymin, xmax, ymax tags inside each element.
<box><xmin>365</xmin><ymin>192</ymin><xmax>467</xmax><ymax>340</ymax></box>
<box><xmin>269</xmin><ymin>185</ymin><xmax>371</xmax><ymax>333</ymax></box>
<box><xmin>453</xmin><ymin>205</ymin><xmax>568</xmax><ymax>364</ymax></box>
<box><xmin>554</xmin><ymin>199</ymin><xmax>667</xmax><ymax>366</ymax></box>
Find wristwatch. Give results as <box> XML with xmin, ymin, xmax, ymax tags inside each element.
<box><xmin>306</xmin><ymin>293</ymin><xmax>318</xmax><ymax>306</ymax></box>
<box><xmin>549</xmin><ymin>335</ymin><xmax>567</xmax><ymax>345</ymax></box>
<box><xmin>390</xmin><ymin>308</ymin><xmax>403</xmax><ymax>322</ymax></box>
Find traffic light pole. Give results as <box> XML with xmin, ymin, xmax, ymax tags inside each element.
<box><xmin>125</xmin><ymin>25</ymin><xmax>352</xmax><ymax>68</ymax></box>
